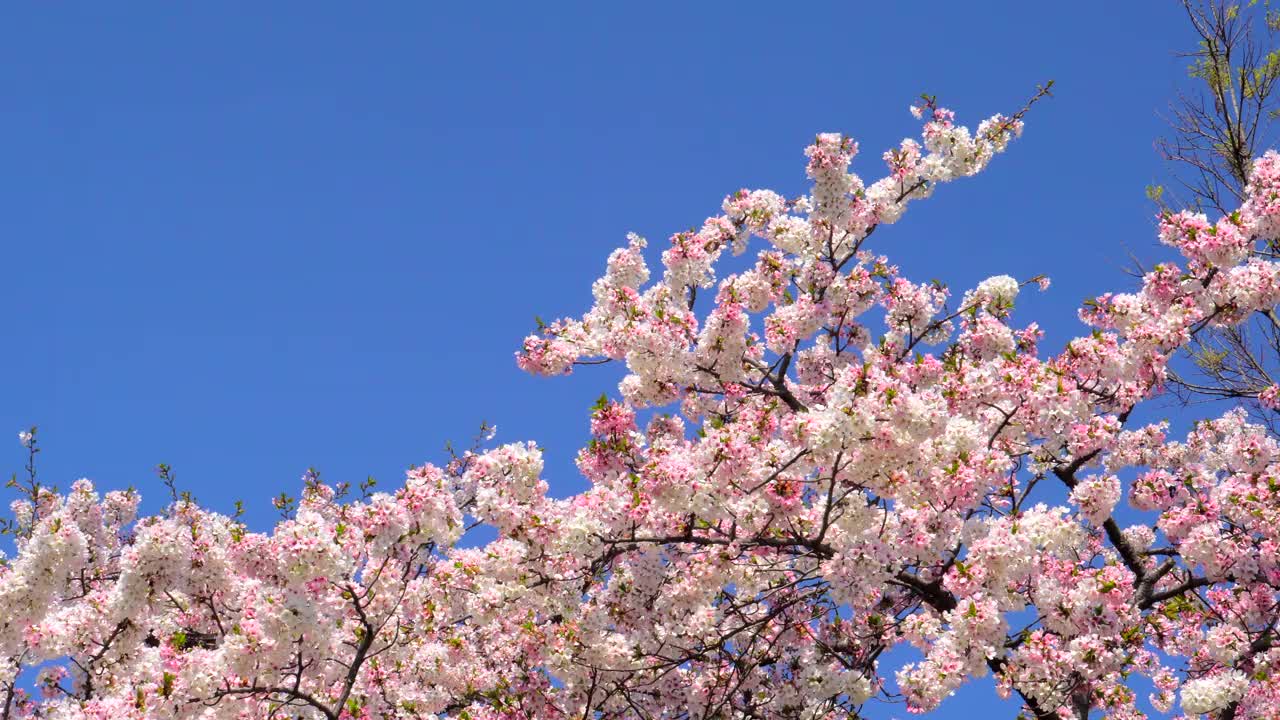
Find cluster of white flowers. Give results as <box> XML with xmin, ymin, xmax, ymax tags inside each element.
<box><xmin>968</xmin><ymin>274</ymin><xmax>1019</xmax><ymax>313</ymax></box>
<box><xmin>1181</xmin><ymin>671</ymin><xmax>1249</xmax><ymax>715</ymax></box>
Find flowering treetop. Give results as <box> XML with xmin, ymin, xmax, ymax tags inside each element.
<box><xmin>9</xmin><ymin>86</ymin><xmax>1280</xmax><ymax>719</ymax></box>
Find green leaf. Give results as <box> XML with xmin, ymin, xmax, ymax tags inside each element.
<box><xmin>161</xmin><ymin>672</ymin><xmax>175</xmax><ymax>697</ymax></box>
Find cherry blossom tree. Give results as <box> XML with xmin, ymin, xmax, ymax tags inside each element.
<box><xmin>1158</xmin><ymin>0</ymin><xmax>1280</xmax><ymax>432</ymax></box>
<box><xmin>11</xmin><ymin>83</ymin><xmax>1280</xmax><ymax>719</ymax></box>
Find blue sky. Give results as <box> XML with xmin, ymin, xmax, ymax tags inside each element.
<box><xmin>2</xmin><ymin>3</ymin><xmax>1202</xmax><ymax>716</ymax></box>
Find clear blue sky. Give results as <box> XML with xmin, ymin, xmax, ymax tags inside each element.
<box><xmin>1</xmin><ymin>3</ymin><xmax>1197</xmax><ymax>717</ymax></box>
